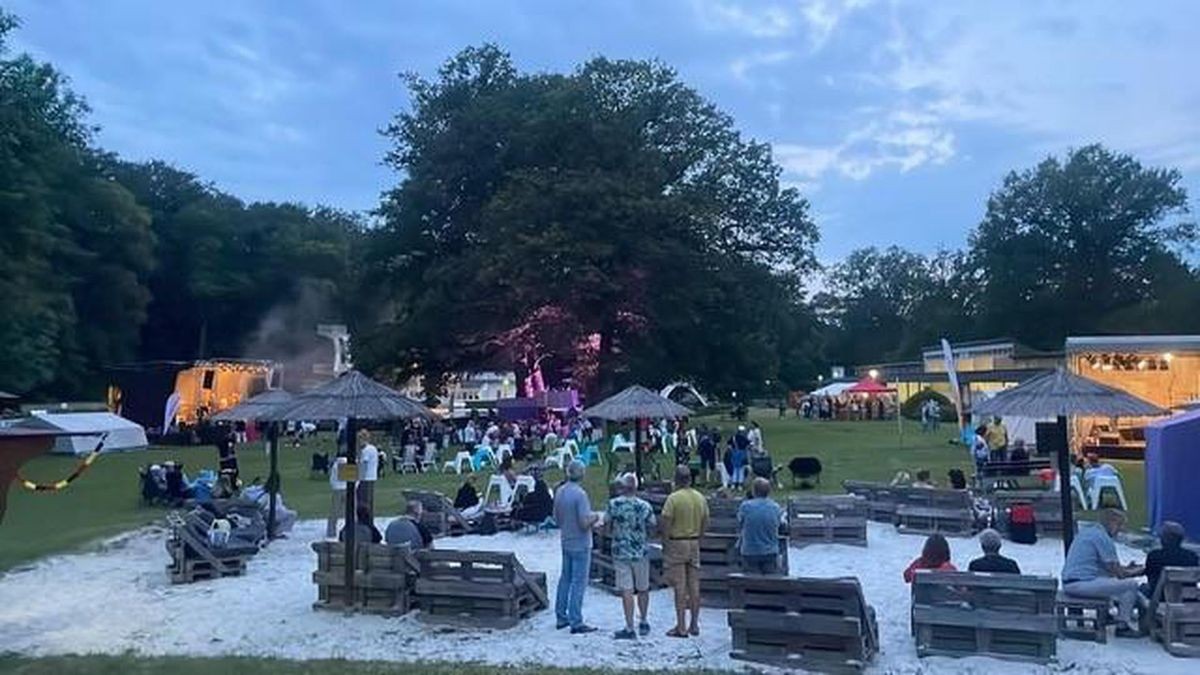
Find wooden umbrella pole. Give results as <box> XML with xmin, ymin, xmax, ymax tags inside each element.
<box><xmin>1056</xmin><ymin>415</ymin><xmax>1075</xmax><ymax>555</ymax></box>
<box><xmin>267</xmin><ymin>422</ymin><xmax>279</xmax><ymax>540</ymax></box>
<box><xmin>344</xmin><ymin>417</ymin><xmax>358</xmax><ymax>610</ymax></box>
<box><xmin>634</xmin><ymin>418</ymin><xmax>642</xmax><ymax>485</ymax></box>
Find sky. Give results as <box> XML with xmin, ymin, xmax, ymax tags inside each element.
<box><xmin>7</xmin><ymin>0</ymin><xmax>1200</xmax><ymax>262</ymax></box>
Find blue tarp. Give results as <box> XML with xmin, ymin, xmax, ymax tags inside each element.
<box><xmin>1145</xmin><ymin>409</ymin><xmax>1200</xmax><ymax>541</ymax></box>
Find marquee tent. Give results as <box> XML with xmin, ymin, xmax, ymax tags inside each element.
<box><xmin>809</xmin><ymin>381</ymin><xmax>855</xmax><ymax>398</ymax></box>
<box><xmin>28</xmin><ymin>412</ymin><xmax>148</xmax><ymax>455</ymax></box>
<box><xmin>1146</xmin><ymin>409</ymin><xmax>1200</xmax><ymax>541</ymax></box>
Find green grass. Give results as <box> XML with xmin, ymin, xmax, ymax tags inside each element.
<box><xmin>0</xmin><ymin>408</ymin><xmax>1146</xmax><ymax>572</ymax></box>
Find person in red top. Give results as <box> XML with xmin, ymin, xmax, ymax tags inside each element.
<box><xmin>903</xmin><ymin>533</ymin><xmax>956</xmax><ymax>583</ymax></box>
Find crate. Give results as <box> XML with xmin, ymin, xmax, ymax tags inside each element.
<box><xmin>1056</xmin><ymin>592</ymin><xmax>1110</xmax><ymax>643</ymax></box>
<box><xmin>165</xmin><ymin>512</ymin><xmax>256</xmax><ymax>584</ymax></box>
<box><xmin>911</xmin><ymin>570</ymin><xmax>1058</xmax><ymax>663</ymax></box>
<box><xmin>893</xmin><ymin>487</ymin><xmax>975</xmax><ymax>537</ymax></box>
<box><xmin>841</xmin><ymin>480</ymin><xmax>897</xmax><ymax>523</ymax></box>
<box><xmin>789</xmin><ymin>496</ymin><xmax>868</xmax><ymax>547</ymax></box>
<box><xmin>727</xmin><ymin>574</ymin><xmax>878</xmax><ymax>673</ymax></box>
<box><xmin>1148</xmin><ymin>567</ymin><xmax>1200</xmax><ymax>657</ymax></box>
<box><xmin>697</xmin><ymin>532</ymin><xmax>789</xmax><ymax>608</ymax></box>
<box><xmin>311</xmin><ymin>541</ymin><xmax>419</xmax><ymax>615</ymax></box>
<box><xmin>414</xmin><ymin>550</ymin><xmax>548</xmax><ymax>628</ymax></box>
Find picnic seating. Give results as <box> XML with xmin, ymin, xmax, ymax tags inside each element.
<box><xmin>989</xmin><ymin>490</ymin><xmax>1064</xmax><ymax>537</ymax></box>
<box><xmin>1055</xmin><ymin>592</ymin><xmax>1111</xmax><ymax>643</ymax></box>
<box><xmin>698</xmin><ymin>502</ymin><xmax>789</xmax><ymax>607</ymax></box>
<box><xmin>311</xmin><ymin>540</ymin><xmax>419</xmax><ymax>615</ymax></box>
<box><xmin>788</xmin><ymin>495</ymin><xmax>868</xmax><ymax>547</ymax></box>
<box><xmin>165</xmin><ymin>510</ymin><xmax>258</xmax><ymax>584</ymax></box>
<box><xmin>1146</xmin><ymin>566</ymin><xmax>1200</xmax><ymax>656</ymax></box>
<box><xmin>893</xmin><ymin>487</ymin><xmax>975</xmax><ymax>537</ymax></box>
<box><xmin>402</xmin><ymin>489</ymin><xmax>469</xmax><ymax>537</ymax></box>
<box><xmin>413</xmin><ymin>549</ymin><xmax>549</xmax><ymax>628</ymax></box>
<box><xmin>841</xmin><ymin>480</ymin><xmax>898</xmax><ymax>523</ymax></box>
<box><xmin>589</xmin><ymin>528</ymin><xmax>667</xmax><ymax>595</ymax></box>
<box><xmin>975</xmin><ymin>458</ymin><xmax>1053</xmax><ymax>490</ymax></box>
<box><xmin>911</xmin><ymin>570</ymin><xmax>1058</xmax><ymax>663</ymax></box>
<box><xmin>727</xmin><ymin>574</ymin><xmax>878</xmax><ymax>672</ymax></box>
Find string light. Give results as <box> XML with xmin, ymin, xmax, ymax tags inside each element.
<box><xmin>17</xmin><ymin>436</ymin><xmax>105</xmax><ymax>493</ymax></box>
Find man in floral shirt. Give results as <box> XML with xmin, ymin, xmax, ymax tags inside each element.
<box><xmin>606</xmin><ymin>473</ymin><xmax>656</xmax><ymax>639</ymax></box>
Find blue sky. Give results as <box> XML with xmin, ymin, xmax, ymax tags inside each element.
<box><xmin>8</xmin><ymin>0</ymin><xmax>1200</xmax><ymax>262</ymax></box>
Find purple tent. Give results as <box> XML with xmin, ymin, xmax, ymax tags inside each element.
<box><xmin>1146</xmin><ymin>409</ymin><xmax>1200</xmax><ymax>541</ymax></box>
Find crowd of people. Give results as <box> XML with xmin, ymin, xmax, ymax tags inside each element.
<box><xmin>797</xmin><ymin>394</ymin><xmax>896</xmax><ymax>421</ymax></box>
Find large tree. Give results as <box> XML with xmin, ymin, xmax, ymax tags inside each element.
<box><xmin>363</xmin><ymin>46</ymin><xmax>819</xmax><ymax>395</ymax></box>
<box><xmin>970</xmin><ymin>144</ymin><xmax>1194</xmax><ymax>349</ymax></box>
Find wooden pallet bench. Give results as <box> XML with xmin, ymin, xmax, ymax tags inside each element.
<box><xmin>697</xmin><ymin>531</ymin><xmax>789</xmax><ymax>608</ymax></box>
<box><xmin>789</xmin><ymin>495</ymin><xmax>868</xmax><ymax>547</ymax></box>
<box><xmin>989</xmin><ymin>490</ymin><xmax>1064</xmax><ymax>537</ymax></box>
<box><xmin>911</xmin><ymin>570</ymin><xmax>1058</xmax><ymax>663</ymax></box>
<box><xmin>402</xmin><ymin>490</ymin><xmax>469</xmax><ymax>537</ymax></box>
<box><xmin>706</xmin><ymin>496</ymin><xmax>744</xmax><ymax>534</ymax></box>
<box><xmin>727</xmin><ymin>574</ymin><xmax>878</xmax><ymax>673</ymax></box>
<box><xmin>311</xmin><ymin>541</ymin><xmax>419</xmax><ymax>615</ymax></box>
<box><xmin>893</xmin><ymin>487</ymin><xmax>975</xmax><ymax>537</ymax></box>
<box><xmin>414</xmin><ymin>550</ymin><xmax>549</xmax><ymax>628</ymax></box>
<box><xmin>165</xmin><ymin>511</ymin><xmax>257</xmax><ymax>584</ymax></box>
<box><xmin>1147</xmin><ymin>567</ymin><xmax>1200</xmax><ymax>657</ymax></box>
<box><xmin>589</xmin><ymin>528</ymin><xmax>666</xmax><ymax>594</ymax></box>
<box><xmin>841</xmin><ymin>480</ymin><xmax>898</xmax><ymax>523</ymax></box>
<box><xmin>1056</xmin><ymin>591</ymin><xmax>1110</xmax><ymax>643</ymax></box>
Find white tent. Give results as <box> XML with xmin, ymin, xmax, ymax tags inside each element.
<box><xmin>31</xmin><ymin>412</ymin><xmax>148</xmax><ymax>455</ymax></box>
<box><xmin>809</xmin><ymin>381</ymin><xmax>855</xmax><ymax>398</ymax></box>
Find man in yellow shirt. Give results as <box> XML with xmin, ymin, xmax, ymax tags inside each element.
<box><xmin>661</xmin><ymin>464</ymin><xmax>708</xmax><ymax>637</ymax></box>
<box><xmin>985</xmin><ymin>416</ymin><xmax>1009</xmax><ymax>462</ymax></box>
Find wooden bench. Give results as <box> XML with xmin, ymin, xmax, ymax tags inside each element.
<box><xmin>165</xmin><ymin>511</ymin><xmax>257</xmax><ymax>584</ymax></box>
<box><xmin>893</xmin><ymin>487</ymin><xmax>975</xmax><ymax>537</ymax></box>
<box><xmin>414</xmin><ymin>550</ymin><xmax>548</xmax><ymax>628</ymax></box>
<box><xmin>727</xmin><ymin>574</ymin><xmax>878</xmax><ymax>672</ymax></box>
<box><xmin>402</xmin><ymin>490</ymin><xmax>468</xmax><ymax>537</ymax></box>
<box><xmin>311</xmin><ymin>540</ymin><xmax>419</xmax><ymax>615</ymax></box>
<box><xmin>589</xmin><ymin>528</ymin><xmax>666</xmax><ymax>594</ymax></box>
<box><xmin>1056</xmin><ymin>591</ymin><xmax>1110</xmax><ymax>643</ymax></box>
<box><xmin>1147</xmin><ymin>567</ymin><xmax>1200</xmax><ymax>657</ymax></box>
<box><xmin>976</xmin><ymin>459</ymin><xmax>1053</xmax><ymax>490</ymax></box>
<box><xmin>697</xmin><ymin>531</ymin><xmax>789</xmax><ymax>608</ymax></box>
<box><xmin>842</xmin><ymin>480</ymin><xmax>898</xmax><ymax>523</ymax></box>
<box><xmin>706</xmin><ymin>496</ymin><xmax>744</xmax><ymax>534</ymax></box>
<box><xmin>788</xmin><ymin>495</ymin><xmax>868</xmax><ymax>547</ymax></box>
<box><xmin>989</xmin><ymin>490</ymin><xmax>1063</xmax><ymax>537</ymax></box>
<box><xmin>911</xmin><ymin>570</ymin><xmax>1058</xmax><ymax>663</ymax></box>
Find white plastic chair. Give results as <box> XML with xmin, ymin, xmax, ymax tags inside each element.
<box><xmin>611</xmin><ymin>434</ymin><xmax>635</xmax><ymax>453</ymax></box>
<box><xmin>482</xmin><ymin>474</ymin><xmax>516</xmax><ymax>511</ymax></box>
<box><xmin>717</xmin><ymin>462</ymin><xmax>732</xmax><ymax>489</ymax></box>
<box><xmin>400</xmin><ymin>444</ymin><xmax>420</xmax><ymax>474</ymax></box>
<box><xmin>420</xmin><ymin>444</ymin><xmax>438</xmax><ymax>472</ymax></box>
<box><xmin>442</xmin><ymin>451</ymin><xmax>472</xmax><ymax>475</ymax></box>
<box><xmin>1088</xmin><ymin>474</ymin><xmax>1129</xmax><ymax>510</ymax></box>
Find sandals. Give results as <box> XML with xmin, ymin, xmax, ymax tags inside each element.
<box><xmin>665</xmin><ymin>628</ymin><xmax>689</xmax><ymax>638</ymax></box>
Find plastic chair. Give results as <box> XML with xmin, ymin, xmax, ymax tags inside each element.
<box><xmin>472</xmin><ymin>446</ymin><xmax>498</xmax><ymax>472</ymax></box>
<box><xmin>1088</xmin><ymin>474</ymin><xmax>1128</xmax><ymax>510</ymax></box>
<box><xmin>611</xmin><ymin>434</ymin><xmax>635</xmax><ymax>453</ymax></box>
<box><xmin>578</xmin><ymin>444</ymin><xmax>600</xmax><ymax>467</ymax></box>
<box><xmin>717</xmin><ymin>462</ymin><xmax>732</xmax><ymax>489</ymax></box>
<box><xmin>442</xmin><ymin>451</ymin><xmax>472</xmax><ymax>475</ymax></box>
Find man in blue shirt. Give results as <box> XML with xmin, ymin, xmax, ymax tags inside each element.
<box><xmin>1061</xmin><ymin>509</ymin><xmax>1144</xmax><ymax>635</ymax></box>
<box><xmin>737</xmin><ymin>478</ymin><xmax>784</xmax><ymax>574</ymax></box>
<box><xmin>553</xmin><ymin>460</ymin><xmax>598</xmax><ymax>634</ymax></box>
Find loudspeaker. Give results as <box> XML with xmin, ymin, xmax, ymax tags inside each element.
<box><xmin>201</xmin><ymin>370</ymin><xmax>215</xmax><ymax>390</ymax></box>
<box><xmin>1035</xmin><ymin>422</ymin><xmax>1064</xmax><ymax>457</ymax></box>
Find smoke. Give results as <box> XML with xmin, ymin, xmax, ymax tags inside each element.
<box><xmin>242</xmin><ymin>279</ymin><xmax>342</xmax><ymax>390</ymax></box>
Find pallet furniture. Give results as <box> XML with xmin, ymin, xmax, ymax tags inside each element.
<box><xmin>165</xmin><ymin>511</ymin><xmax>257</xmax><ymax>584</ymax></box>
<box><xmin>311</xmin><ymin>541</ymin><xmax>419</xmax><ymax>615</ymax></box>
<box><xmin>589</xmin><ymin>528</ymin><xmax>666</xmax><ymax>594</ymax></box>
<box><xmin>911</xmin><ymin>570</ymin><xmax>1058</xmax><ymax>663</ymax></box>
<box><xmin>414</xmin><ymin>550</ymin><xmax>548</xmax><ymax>628</ymax></box>
<box><xmin>841</xmin><ymin>480</ymin><xmax>898</xmax><ymax>523</ymax></box>
<box><xmin>1056</xmin><ymin>591</ymin><xmax>1110</xmax><ymax>643</ymax></box>
<box><xmin>893</xmin><ymin>487</ymin><xmax>975</xmax><ymax>537</ymax></box>
<box><xmin>1147</xmin><ymin>567</ymin><xmax>1200</xmax><ymax>657</ymax></box>
<box><xmin>989</xmin><ymin>490</ymin><xmax>1064</xmax><ymax>537</ymax></box>
<box><xmin>788</xmin><ymin>495</ymin><xmax>868</xmax><ymax>547</ymax></box>
<box><xmin>727</xmin><ymin>574</ymin><xmax>878</xmax><ymax>672</ymax></box>
<box><xmin>706</xmin><ymin>496</ymin><xmax>744</xmax><ymax>533</ymax></box>
<box><xmin>698</xmin><ymin>531</ymin><xmax>789</xmax><ymax>608</ymax></box>
<box><xmin>402</xmin><ymin>489</ymin><xmax>468</xmax><ymax>537</ymax></box>
<box><xmin>976</xmin><ymin>459</ymin><xmax>1053</xmax><ymax>490</ymax></box>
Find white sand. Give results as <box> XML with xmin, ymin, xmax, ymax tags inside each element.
<box><xmin>0</xmin><ymin>520</ymin><xmax>1190</xmax><ymax>674</ymax></box>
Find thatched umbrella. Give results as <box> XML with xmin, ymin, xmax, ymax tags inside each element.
<box><xmin>973</xmin><ymin>368</ymin><xmax>1167</xmax><ymax>553</ymax></box>
<box><xmin>262</xmin><ymin>370</ymin><xmax>436</xmax><ymax>607</ymax></box>
<box><xmin>211</xmin><ymin>389</ymin><xmax>295</xmax><ymax>540</ymax></box>
<box><xmin>582</xmin><ymin>385</ymin><xmax>693</xmax><ymax>482</ymax></box>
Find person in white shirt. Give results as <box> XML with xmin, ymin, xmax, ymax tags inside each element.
<box><xmin>327</xmin><ymin>454</ymin><xmax>348</xmax><ymax>538</ymax></box>
<box><xmin>358</xmin><ymin>429</ymin><xmax>380</xmax><ymax>517</ymax></box>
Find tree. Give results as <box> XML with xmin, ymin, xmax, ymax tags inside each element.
<box><xmin>364</xmin><ymin>46</ymin><xmax>819</xmax><ymax>396</ymax></box>
<box><xmin>970</xmin><ymin>144</ymin><xmax>1194</xmax><ymax>349</ymax></box>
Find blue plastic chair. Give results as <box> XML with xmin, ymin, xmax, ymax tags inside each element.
<box><xmin>578</xmin><ymin>444</ymin><xmax>600</xmax><ymax>467</ymax></box>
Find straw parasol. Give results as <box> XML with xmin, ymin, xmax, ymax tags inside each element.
<box><xmin>972</xmin><ymin>368</ymin><xmax>1167</xmax><ymax>553</ymax></box>
<box><xmin>210</xmin><ymin>389</ymin><xmax>295</xmax><ymax>422</ymax></box>
<box><xmin>582</xmin><ymin>385</ymin><xmax>692</xmax><ymax>482</ymax></box>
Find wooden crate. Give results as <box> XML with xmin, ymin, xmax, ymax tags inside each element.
<box><xmin>706</xmin><ymin>497</ymin><xmax>744</xmax><ymax>534</ymax></box>
<box><xmin>789</xmin><ymin>496</ymin><xmax>868</xmax><ymax>547</ymax></box>
<box><xmin>697</xmin><ymin>532</ymin><xmax>789</xmax><ymax>608</ymax></box>
<box><xmin>893</xmin><ymin>487</ymin><xmax>975</xmax><ymax>537</ymax></box>
<box><xmin>911</xmin><ymin>570</ymin><xmax>1058</xmax><ymax>663</ymax></box>
<box><xmin>403</xmin><ymin>490</ymin><xmax>467</xmax><ymax>537</ymax></box>
<box><xmin>414</xmin><ymin>550</ymin><xmax>548</xmax><ymax>628</ymax></box>
<box><xmin>1056</xmin><ymin>592</ymin><xmax>1110</xmax><ymax>643</ymax></box>
<box><xmin>165</xmin><ymin>512</ymin><xmax>256</xmax><ymax>584</ymax></box>
<box><xmin>311</xmin><ymin>541</ymin><xmax>419</xmax><ymax>615</ymax></box>
<box><xmin>842</xmin><ymin>480</ymin><xmax>897</xmax><ymax>523</ymax></box>
<box><xmin>1148</xmin><ymin>567</ymin><xmax>1200</xmax><ymax>657</ymax></box>
<box><xmin>589</xmin><ymin>529</ymin><xmax>666</xmax><ymax>594</ymax></box>
<box><xmin>727</xmin><ymin>574</ymin><xmax>878</xmax><ymax>673</ymax></box>
<box><xmin>990</xmin><ymin>491</ymin><xmax>1064</xmax><ymax>537</ymax></box>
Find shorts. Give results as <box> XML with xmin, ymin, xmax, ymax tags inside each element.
<box><xmin>663</xmin><ymin>538</ymin><xmax>701</xmax><ymax>597</ymax></box>
<box><xmin>614</xmin><ymin>558</ymin><xmax>651</xmax><ymax>592</ymax></box>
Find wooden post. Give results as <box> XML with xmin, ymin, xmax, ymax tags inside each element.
<box><xmin>267</xmin><ymin>422</ymin><xmax>279</xmax><ymax>540</ymax></box>
<box><xmin>634</xmin><ymin>418</ymin><xmax>642</xmax><ymax>484</ymax></box>
<box><xmin>344</xmin><ymin>417</ymin><xmax>358</xmax><ymax>609</ymax></box>
<box><xmin>1056</xmin><ymin>415</ymin><xmax>1075</xmax><ymax>555</ymax></box>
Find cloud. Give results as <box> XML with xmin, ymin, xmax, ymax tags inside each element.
<box><xmin>798</xmin><ymin>0</ymin><xmax>875</xmax><ymax>50</ymax></box>
<box><xmin>691</xmin><ymin>0</ymin><xmax>794</xmax><ymax>38</ymax></box>
<box><xmin>775</xmin><ymin>109</ymin><xmax>955</xmax><ymax>181</ymax></box>
<box><xmin>728</xmin><ymin>49</ymin><xmax>794</xmax><ymax>82</ymax></box>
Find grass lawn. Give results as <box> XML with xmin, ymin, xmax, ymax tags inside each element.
<box><xmin>1</xmin><ymin>408</ymin><xmax>1146</xmax><ymax>572</ymax></box>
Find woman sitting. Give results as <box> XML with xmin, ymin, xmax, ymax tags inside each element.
<box><xmin>513</xmin><ymin>479</ymin><xmax>554</xmax><ymax>526</ymax></box>
<box><xmin>903</xmin><ymin>533</ymin><xmax>956</xmax><ymax>583</ymax></box>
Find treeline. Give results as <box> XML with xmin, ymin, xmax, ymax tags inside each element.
<box><xmin>2</xmin><ymin>9</ymin><xmax>1197</xmax><ymax>402</ymax></box>
<box><xmin>0</xmin><ymin>12</ymin><xmax>358</xmax><ymax>398</ymax></box>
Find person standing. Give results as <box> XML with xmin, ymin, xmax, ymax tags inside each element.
<box><xmin>738</xmin><ymin>478</ymin><xmax>783</xmax><ymax>574</ymax></box>
<box><xmin>216</xmin><ymin>428</ymin><xmax>239</xmax><ymax>483</ymax></box>
<box><xmin>326</xmin><ymin>453</ymin><xmax>348</xmax><ymax>538</ymax></box>
<box><xmin>553</xmin><ymin>460</ymin><xmax>599</xmax><ymax>634</ymax></box>
<box><xmin>606</xmin><ymin>474</ymin><xmax>656</xmax><ymax>639</ymax></box>
<box><xmin>661</xmin><ymin>464</ymin><xmax>709</xmax><ymax>638</ymax></box>
<box><xmin>747</xmin><ymin>421</ymin><xmax>764</xmax><ymax>455</ymax></box>
<box><xmin>357</xmin><ymin>429</ymin><xmax>380</xmax><ymax>518</ymax></box>
<box><xmin>697</xmin><ymin>430</ymin><xmax>717</xmax><ymax>485</ymax></box>
<box><xmin>985</xmin><ymin>416</ymin><xmax>1009</xmax><ymax>462</ymax></box>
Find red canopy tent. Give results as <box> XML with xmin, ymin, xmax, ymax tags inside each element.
<box><xmin>846</xmin><ymin>377</ymin><xmax>894</xmax><ymax>394</ymax></box>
